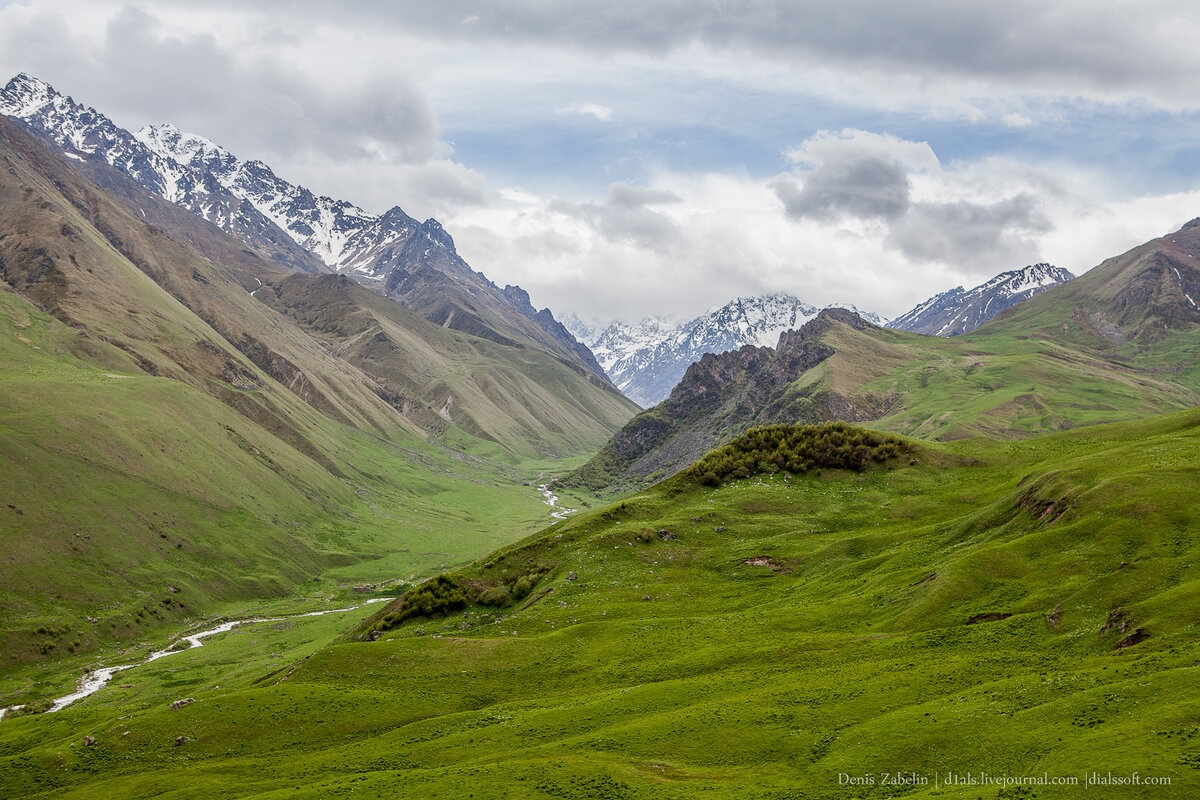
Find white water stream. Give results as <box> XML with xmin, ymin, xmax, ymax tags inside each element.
<box><xmin>538</xmin><ymin>483</ymin><xmax>575</xmax><ymax>520</ymax></box>
<box><xmin>0</xmin><ymin>597</ymin><xmax>392</xmax><ymax>721</ymax></box>
<box><xmin>3</xmin><ymin>480</ymin><xmax>574</xmax><ymax>720</ymax></box>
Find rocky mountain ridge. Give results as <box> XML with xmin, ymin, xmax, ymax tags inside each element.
<box><xmin>564</xmin><ymin>224</ymin><xmax>1200</xmax><ymax>489</ymax></box>
<box><xmin>567</xmin><ymin>294</ymin><xmax>883</xmax><ymax>406</ymax></box>
<box><xmin>0</xmin><ymin>72</ymin><xmax>609</xmax><ymax>386</ymax></box>
<box><xmin>887</xmin><ymin>262</ymin><xmax>1074</xmax><ymax>336</ymax></box>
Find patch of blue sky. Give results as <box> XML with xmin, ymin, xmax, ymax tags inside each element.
<box><xmin>441</xmin><ymin>85</ymin><xmax>1200</xmax><ymax>201</ymax></box>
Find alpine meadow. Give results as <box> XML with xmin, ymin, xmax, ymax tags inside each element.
<box><xmin>2</xmin><ymin>4</ymin><xmax>1200</xmax><ymax>799</ymax></box>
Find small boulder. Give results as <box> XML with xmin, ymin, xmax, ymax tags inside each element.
<box><xmin>174</xmin><ymin>736</ymin><xmax>190</xmax><ymax>746</ymax></box>
<box><xmin>83</xmin><ymin>735</ymin><xmax>96</xmax><ymax>747</ymax></box>
<box><xmin>367</xmin><ymin>630</ymin><xmax>381</xmax><ymax>642</ymax></box>
<box><xmin>171</xmin><ymin>698</ymin><xmax>195</xmax><ymax>710</ymax></box>
<box><xmin>567</xmin><ymin>571</ymin><xmax>577</xmax><ymax>581</ymax></box>
<box><xmin>658</xmin><ymin>530</ymin><xmax>676</xmax><ymax>541</ymax></box>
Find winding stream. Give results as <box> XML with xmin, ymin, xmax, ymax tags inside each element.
<box><xmin>0</xmin><ymin>597</ymin><xmax>392</xmax><ymax>721</ymax></box>
<box><xmin>538</xmin><ymin>482</ymin><xmax>576</xmax><ymax>520</ymax></box>
<box><xmin>3</xmin><ymin>480</ymin><xmax>576</xmax><ymax>720</ymax></box>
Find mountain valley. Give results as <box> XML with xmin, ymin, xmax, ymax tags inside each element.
<box><xmin>1</xmin><ymin>69</ymin><xmax>1199</xmax><ymax>800</ymax></box>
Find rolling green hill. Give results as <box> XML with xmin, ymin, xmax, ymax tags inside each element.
<box><xmin>2</xmin><ymin>410</ymin><xmax>1195</xmax><ymax>797</ymax></box>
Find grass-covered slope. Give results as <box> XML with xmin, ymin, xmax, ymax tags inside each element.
<box><xmin>0</xmin><ymin>114</ymin><xmax>632</xmax><ymax>680</ymax></box>
<box><xmin>6</xmin><ymin>413</ymin><xmax>1196</xmax><ymax>798</ymax></box>
<box><xmin>0</xmin><ymin>288</ymin><xmax>563</xmax><ymax>683</ymax></box>
<box><xmin>566</xmin><ymin>221</ymin><xmax>1200</xmax><ymax>491</ymax></box>
<box><xmin>977</xmin><ymin>217</ymin><xmax>1200</xmax><ymax>348</ymax></box>
<box><xmin>261</xmin><ymin>272</ymin><xmax>637</xmax><ymax>460</ymax></box>
<box><xmin>0</xmin><ymin>113</ymin><xmax>637</xmax><ymax>461</ymax></box>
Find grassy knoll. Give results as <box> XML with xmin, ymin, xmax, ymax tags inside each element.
<box><xmin>2</xmin><ymin>410</ymin><xmax>1196</xmax><ymax>797</ymax></box>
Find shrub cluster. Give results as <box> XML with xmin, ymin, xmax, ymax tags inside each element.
<box><xmin>477</xmin><ymin>565</ymin><xmax>546</xmax><ymax>608</ymax></box>
<box><xmin>369</xmin><ymin>563</ymin><xmax>553</xmax><ymax>634</ymax></box>
<box><xmin>687</xmin><ymin>422</ymin><xmax>912</xmax><ymax>487</ymax></box>
<box><xmin>374</xmin><ymin>575</ymin><xmax>469</xmax><ymax>631</ymax></box>
<box><xmin>6</xmin><ymin>699</ymin><xmax>53</xmax><ymax>717</ymax></box>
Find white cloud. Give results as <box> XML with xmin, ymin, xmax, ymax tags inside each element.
<box><xmin>3</xmin><ymin>1</ymin><xmax>1198</xmax><ymax>328</ymax></box>
<box><xmin>558</xmin><ymin>102</ymin><xmax>614</xmax><ymax>122</ymax></box>
<box><xmin>446</xmin><ymin>133</ymin><xmax>1196</xmax><ymax>325</ymax></box>
<box><xmin>1002</xmin><ymin>112</ymin><xmax>1033</xmax><ymax>128</ymax></box>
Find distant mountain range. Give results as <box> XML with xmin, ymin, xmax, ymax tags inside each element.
<box><xmin>566</xmin><ymin>264</ymin><xmax>1072</xmax><ymax>408</ymax></box>
<box><xmin>566</xmin><ymin>295</ymin><xmax>883</xmax><ymax>407</ymax></box>
<box><xmin>564</xmin><ymin>225</ymin><xmax>1200</xmax><ymax>490</ymax></box>
<box><xmin>0</xmin><ymin>72</ymin><xmax>608</xmax><ymax>387</ymax></box>
<box><xmin>887</xmin><ymin>263</ymin><xmax>1073</xmax><ymax>336</ymax></box>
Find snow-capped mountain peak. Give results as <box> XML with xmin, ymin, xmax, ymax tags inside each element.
<box><xmin>576</xmin><ymin>294</ymin><xmax>883</xmax><ymax>407</ymax></box>
<box><xmin>1</xmin><ymin>72</ymin><xmax>611</xmax><ymax>385</ymax></box>
<box><xmin>888</xmin><ymin>263</ymin><xmax>1073</xmax><ymax>336</ymax></box>
<box><xmin>135</xmin><ymin>123</ymin><xmax>233</xmax><ymax>170</ymax></box>
<box><xmin>0</xmin><ymin>74</ymin><xmax>432</xmax><ymax>275</ymax></box>
<box><xmin>0</xmin><ymin>72</ymin><xmax>59</xmax><ymax>119</ymax></box>
<box><xmin>133</xmin><ymin>121</ymin><xmax>402</xmax><ymax>270</ymax></box>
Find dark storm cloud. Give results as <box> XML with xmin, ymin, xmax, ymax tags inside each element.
<box><xmin>773</xmin><ymin>130</ymin><xmax>1053</xmax><ymax>268</ymax></box>
<box><xmin>772</xmin><ymin>156</ymin><xmax>911</xmax><ymax>221</ymax></box>
<box><xmin>157</xmin><ymin>0</ymin><xmax>1200</xmax><ymax>105</ymax></box>
<box><xmin>887</xmin><ymin>194</ymin><xmax>1052</xmax><ymax>267</ymax></box>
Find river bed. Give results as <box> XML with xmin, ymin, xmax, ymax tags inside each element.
<box><xmin>0</xmin><ymin>597</ymin><xmax>392</xmax><ymax>721</ymax></box>
<box><xmin>538</xmin><ymin>482</ymin><xmax>575</xmax><ymax>520</ymax></box>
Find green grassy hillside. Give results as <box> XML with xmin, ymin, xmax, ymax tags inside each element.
<box><xmin>566</xmin><ymin>219</ymin><xmax>1200</xmax><ymax>491</ymax></box>
<box><xmin>0</xmin><ymin>114</ymin><xmax>637</xmax><ymax>462</ymax></box>
<box><xmin>0</xmin><ymin>111</ymin><xmax>636</xmax><ymax>687</ymax></box>
<box><xmin>0</xmin><ymin>288</ymin><xmax>570</xmax><ymax>695</ymax></box>
<box><xmin>4</xmin><ymin>410</ymin><xmax>1195</xmax><ymax>797</ymax></box>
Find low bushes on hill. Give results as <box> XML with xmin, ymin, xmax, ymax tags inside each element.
<box><xmin>371</xmin><ymin>575</ymin><xmax>469</xmax><ymax>631</ymax></box>
<box><xmin>366</xmin><ymin>562</ymin><xmax>553</xmax><ymax>635</ymax></box>
<box><xmin>687</xmin><ymin>422</ymin><xmax>912</xmax><ymax>487</ymax></box>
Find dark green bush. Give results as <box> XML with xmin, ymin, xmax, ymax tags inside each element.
<box><xmin>686</xmin><ymin>422</ymin><xmax>912</xmax><ymax>487</ymax></box>
<box><xmin>7</xmin><ymin>699</ymin><xmax>53</xmax><ymax>717</ymax></box>
<box><xmin>511</xmin><ymin>575</ymin><xmax>534</xmax><ymax>599</ymax></box>
<box><xmin>478</xmin><ymin>585</ymin><xmax>513</xmax><ymax>607</ymax></box>
<box><xmin>374</xmin><ymin>574</ymin><xmax>469</xmax><ymax>631</ymax></box>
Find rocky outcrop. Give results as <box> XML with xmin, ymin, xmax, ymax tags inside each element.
<box><xmin>564</xmin><ymin>309</ymin><xmax>894</xmax><ymax>489</ymax></box>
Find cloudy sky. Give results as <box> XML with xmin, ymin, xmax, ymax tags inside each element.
<box><xmin>4</xmin><ymin>0</ymin><xmax>1200</xmax><ymax>323</ymax></box>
